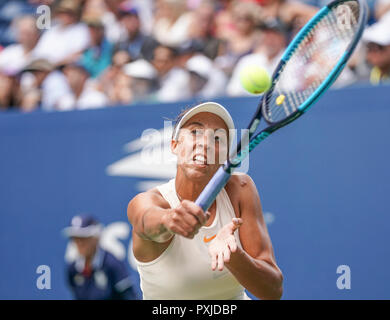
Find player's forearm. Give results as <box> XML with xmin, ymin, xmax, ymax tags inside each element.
<box><xmin>226</xmin><ymin>247</ymin><xmax>283</xmax><ymax>300</ymax></box>
<box><xmin>139</xmin><ymin>208</ymin><xmax>173</xmax><ymax>243</ymax></box>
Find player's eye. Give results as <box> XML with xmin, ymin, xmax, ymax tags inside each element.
<box><xmin>191</xmin><ymin>129</ymin><xmax>203</xmax><ymax>136</ymax></box>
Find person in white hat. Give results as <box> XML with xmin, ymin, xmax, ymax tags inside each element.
<box><xmin>63</xmin><ymin>215</ymin><xmax>138</xmax><ymax>300</ymax></box>
<box><xmin>186</xmin><ymin>54</ymin><xmax>227</xmax><ymax>99</ymax></box>
<box><xmin>127</xmin><ymin>102</ymin><xmax>283</xmax><ymax>300</ymax></box>
<box><xmin>362</xmin><ymin>11</ymin><xmax>390</xmax><ymax>84</ymax></box>
<box><xmin>123</xmin><ymin>59</ymin><xmax>158</xmax><ymax>102</ymax></box>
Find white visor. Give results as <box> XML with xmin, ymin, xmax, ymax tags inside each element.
<box><xmin>62</xmin><ymin>224</ymin><xmax>103</xmax><ymax>238</ymax></box>
<box><xmin>172</xmin><ymin>102</ymin><xmax>235</xmax><ymax>148</ymax></box>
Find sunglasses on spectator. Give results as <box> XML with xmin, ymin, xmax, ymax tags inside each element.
<box><xmin>367</xmin><ymin>43</ymin><xmax>386</xmax><ymax>52</ymax></box>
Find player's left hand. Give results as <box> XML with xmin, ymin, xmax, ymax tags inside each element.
<box><xmin>208</xmin><ymin>217</ymin><xmax>243</xmax><ymax>271</ymax></box>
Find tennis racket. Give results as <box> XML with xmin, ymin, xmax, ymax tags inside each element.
<box><xmin>195</xmin><ymin>0</ymin><xmax>367</xmax><ymax>212</ymax></box>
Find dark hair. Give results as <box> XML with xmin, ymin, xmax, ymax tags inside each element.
<box><xmin>169</xmin><ymin>101</ymin><xmax>205</xmax><ymax>140</ymax></box>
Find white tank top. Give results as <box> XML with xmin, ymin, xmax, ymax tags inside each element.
<box><xmin>134</xmin><ymin>178</ymin><xmax>249</xmax><ymax>300</ymax></box>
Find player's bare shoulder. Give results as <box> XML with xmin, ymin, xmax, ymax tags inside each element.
<box><xmin>225</xmin><ymin>173</ymin><xmax>259</xmax><ymax>216</ymax></box>
<box><xmin>226</xmin><ymin>172</ymin><xmax>256</xmax><ymax>192</ymax></box>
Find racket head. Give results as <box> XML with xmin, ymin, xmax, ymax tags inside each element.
<box><xmin>260</xmin><ymin>0</ymin><xmax>367</xmax><ymax>126</ymax></box>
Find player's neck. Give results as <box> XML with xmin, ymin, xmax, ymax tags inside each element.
<box><xmin>175</xmin><ymin>172</ymin><xmax>209</xmax><ymax>202</ymax></box>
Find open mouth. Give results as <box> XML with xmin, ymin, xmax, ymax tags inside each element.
<box><xmin>193</xmin><ymin>154</ymin><xmax>207</xmax><ymax>165</ymax></box>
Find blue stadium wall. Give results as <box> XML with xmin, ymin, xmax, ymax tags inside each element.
<box><xmin>0</xmin><ymin>84</ymin><xmax>389</xmax><ymax>300</ymax></box>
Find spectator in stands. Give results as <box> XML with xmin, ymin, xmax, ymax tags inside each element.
<box><xmin>175</xmin><ymin>39</ymin><xmax>205</xmax><ymax>70</ymax></box>
<box><xmin>115</xmin><ymin>2</ymin><xmax>151</xmax><ymax>61</ymax></box>
<box><xmin>111</xmin><ymin>48</ymin><xmax>132</xmax><ymax>67</ymax></box>
<box><xmin>214</xmin><ymin>0</ymin><xmax>235</xmax><ymax>41</ymax></box>
<box><xmin>0</xmin><ymin>15</ymin><xmax>40</xmax><ymax>75</ymax></box>
<box><xmin>63</xmin><ymin>214</ymin><xmax>138</xmax><ymax>300</ymax></box>
<box><xmin>152</xmin><ymin>44</ymin><xmax>190</xmax><ymax>102</ymax></box>
<box><xmin>214</xmin><ymin>1</ymin><xmax>262</xmax><ymax>77</ymax></box>
<box><xmin>59</xmin><ymin>62</ymin><xmax>109</xmax><ymax>110</ymax></box>
<box><xmin>98</xmin><ymin>48</ymin><xmax>132</xmax><ymax>104</ymax></box>
<box><xmin>186</xmin><ymin>54</ymin><xmax>227</xmax><ymax>99</ymax></box>
<box><xmin>0</xmin><ymin>1</ymin><xmax>36</xmax><ymax>47</ymax></box>
<box><xmin>123</xmin><ymin>59</ymin><xmax>158</xmax><ymax>103</ymax></box>
<box><xmin>227</xmin><ymin>19</ymin><xmax>287</xmax><ymax>96</ymax></box>
<box><xmin>32</xmin><ymin>0</ymin><xmax>90</xmax><ymax>66</ymax></box>
<box><xmin>255</xmin><ymin>0</ymin><xmax>318</xmax><ymax>37</ymax></box>
<box><xmin>362</xmin><ymin>11</ymin><xmax>390</xmax><ymax>84</ymax></box>
<box><xmin>80</xmin><ymin>17</ymin><xmax>114</xmax><ymax>78</ymax></box>
<box><xmin>187</xmin><ymin>1</ymin><xmax>222</xmax><ymax>60</ymax></box>
<box><xmin>19</xmin><ymin>58</ymin><xmax>71</xmax><ymax>111</ymax></box>
<box><xmin>0</xmin><ymin>15</ymin><xmax>42</xmax><ymax>111</ymax></box>
<box><xmin>375</xmin><ymin>0</ymin><xmax>390</xmax><ymax>20</ymax></box>
<box><xmin>3</xmin><ymin>0</ymin><xmax>388</xmax><ymax>113</ymax></box>
<box><xmin>106</xmin><ymin>65</ymin><xmax>133</xmax><ymax>104</ymax></box>
<box><xmin>174</xmin><ymin>39</ymin><xmax>226</xmax><ymax>99</ymax></box>
<box><xmin>0</xmin><ymin>71</ymin><xmax>18</xmax><ymax>110</ymax></box>
<box><xmin>81</xmin><ymin>0</ymin><xmax>124</xmax><ymax>44</ymax></box>
<box><xmin>152</xmin><ymin>0</ymin><xmax>193</xmax><ymax>47</ymax></box>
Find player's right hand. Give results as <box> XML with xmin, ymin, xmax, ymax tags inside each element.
<box><xmin>162</xmin><ymin>200</ymin><xmax>210</xmax><ymax>239</ymax></box>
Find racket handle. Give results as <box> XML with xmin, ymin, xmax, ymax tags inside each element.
<box><xmin>195</xmin><ymin>166</ymin><xmax>232</xmax><ymax>213</ymax></box>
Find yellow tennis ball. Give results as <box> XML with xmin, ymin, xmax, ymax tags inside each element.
<box><xmin>240</xmin><ymin>65</ymin><xmax>271</xmax><ymax>95</ymax></box>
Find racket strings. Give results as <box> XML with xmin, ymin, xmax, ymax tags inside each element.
<box><xmin>265</xmin><ymin>0</ymin><xmax>360</xmax><ymax>123</ymax></box>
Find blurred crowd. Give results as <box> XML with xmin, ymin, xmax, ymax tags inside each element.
<box><xmin>0</xmin><ymin>0</ymin><xmax>389</xmax><ymax>112</ymax></box>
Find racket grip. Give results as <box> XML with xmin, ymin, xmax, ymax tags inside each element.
<box><xmin>195</xmin><ymin>166</ymin><xmax>232</xmax><ymax>213</ymax></box>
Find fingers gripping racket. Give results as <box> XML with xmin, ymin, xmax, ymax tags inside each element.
<box><xmin>195</xmin><ymin>0</ymin><xmax>367</xmax><ymax>212</ymax></box>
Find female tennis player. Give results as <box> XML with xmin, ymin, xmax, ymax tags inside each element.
<box><xmin>127</xmin><ymin>102</ymin><xmax>283</xmax><ymax>300</ymax></box>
